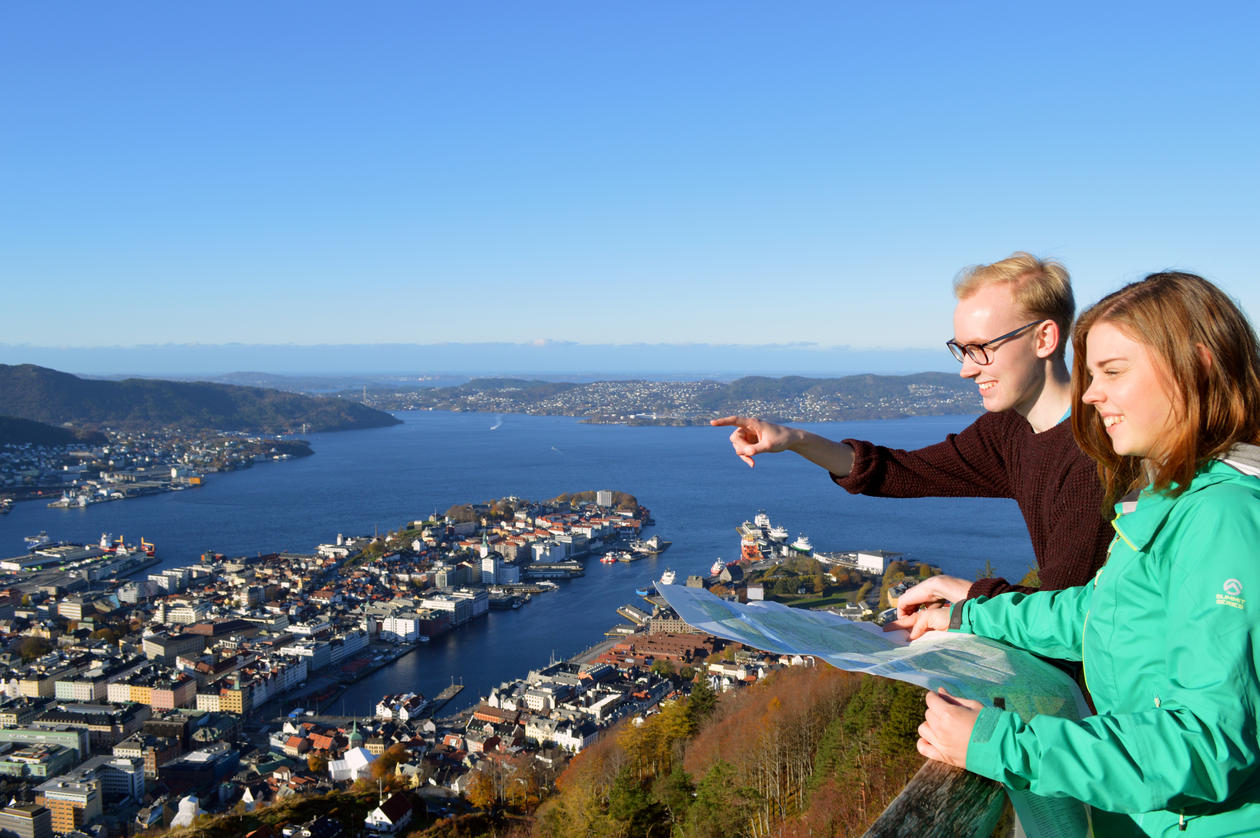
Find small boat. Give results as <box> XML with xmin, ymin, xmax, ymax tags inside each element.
<box><xmin>709</xmin><ymin>559</ymin><xmax>727</xmax><ymax>577</ymax></box>
<box><xmin>791</xmin><ymin>534</ymin><xmax>813</xmax><ymax>553</ymax></box>
<box><xmin>635</xmin><ymin>586</ymin><xmax>651</xmax><ymax>597</ymax></box>
<box><xmin>659</xmin><ymin>569</ymin><xmax>676</xmax><ymax>586</ymax></box>
<box><xmin>24</xmin><ymin>531</ymin><xmax>51</xmax><ymax>550</ymax></box>
<box><xmin>599</xmin><ymin>553</ymin><xmax>618</xmax><ymax>565</ymax></box>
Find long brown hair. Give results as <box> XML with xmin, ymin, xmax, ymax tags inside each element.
<box><xmin>1071</xmin><ymin>272</ymin><xmax>1260</xmax><ymax>506</ymax></box>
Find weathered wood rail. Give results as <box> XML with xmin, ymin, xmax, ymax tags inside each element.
<box><xmin>862</xmin><ymin>760</ymin><xmax>1007</xmax><ymax>837</ymax></box>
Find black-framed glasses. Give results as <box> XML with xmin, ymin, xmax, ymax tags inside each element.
<box><xmin>946</xmin><ymin>320</ymin><xmax>1044</xmax><ymax>365</ymax></box>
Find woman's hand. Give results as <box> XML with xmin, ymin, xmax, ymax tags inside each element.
<box><xmin>918</xmin><ymin>688</ymin><xmax>984</xmax><ymax>768</ymax></box>
<box><xmin>895</xmin><ymin>575</ymin><xmax>972</xmax><ymax>618</ymax></box>
<box><xmin>884</xmin><ymin>602</ymin><xmax>951</xmax><ymax>639</ymax></box>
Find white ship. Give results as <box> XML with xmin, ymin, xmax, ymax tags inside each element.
<box><xmin>659</xmin><ymin>568</ymin><xmax>677</xmax><ymax>586</ymax></box>
<box><xmin>753</xmin><ymin>510</ymin><xmax>771</xmax><ymax>529</ymax></box>
<box><xmin>24</xmin><ymin>531</ymin><xmax>51</xmax><ymax>550</ymax></box>
<box><xmin>709</xmin><ymin>559</ymin><xmax>726</xmax><ymax>576</ymax></box>
<box><xmin>768</xmin><ymin>525</ymin><xmax>789</xmax><ymax>541</ymax></box>
<box><xmin>630</xmin><ymin>534</ymin><xmax>672</xmax><ymax>555</ymax></box>
<box><xmin>791</xmin><ymin>534</ymin><xmax>813</xmax><ymax>554</ymax></box>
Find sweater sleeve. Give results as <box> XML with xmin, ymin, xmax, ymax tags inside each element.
<box><xmin>830</xmin><ymin>412</ymin><xmax>1014</xmax><ymax>499</ymax></box>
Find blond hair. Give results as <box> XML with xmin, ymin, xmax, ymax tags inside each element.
<box><xmin>954</xmin><ymin>252</ymin><xmax>1075</xmax><ymax>359</ymax></box>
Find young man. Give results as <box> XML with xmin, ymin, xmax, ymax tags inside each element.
<box><xmin>712</xmin><ymin>253</ymin><xmax>1111</xmax><ymax>613</ymax></box>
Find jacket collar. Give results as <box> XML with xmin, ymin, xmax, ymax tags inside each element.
<box><xmin>1111</xmin><ymin>452</ymin><xmax>1259</xmax><ymax>552</ymax></box>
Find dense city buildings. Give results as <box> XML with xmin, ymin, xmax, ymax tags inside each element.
<box><xmin>0</xmin><ymin>492</ymin><xmax>883</xmax><ymax>835</ymax></box>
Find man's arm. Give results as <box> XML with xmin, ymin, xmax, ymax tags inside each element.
<box><xmin>832</xmin><ymin>411</ymin><xmax>1014</xmax><ymax>500</ymax></box>
<box><xmin>711</xmin><ymin>416</ymin><xmax>855</xmax><ymax>475</ymax></box>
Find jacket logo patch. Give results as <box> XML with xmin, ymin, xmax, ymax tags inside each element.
<box><xmin>1218</xmin><ymin>579</ymin><xmax>1246</xmax><ymax>609</ymax></box>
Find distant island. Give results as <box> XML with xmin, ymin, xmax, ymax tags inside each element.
<box><xmin>353</xmin><ymin>372</ymin><xmax>982</xmax><ymax>425</ymax></box>
<box><xmin>0</xmin><ymin>364</ymin><xmax>401</xmax><ymax>434</ymax></box>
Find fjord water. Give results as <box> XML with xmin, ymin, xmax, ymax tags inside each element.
<box><xmin>0</xmin><ymin>411</ymin><xmax>1034</xmax><ymax>713</ymax></box>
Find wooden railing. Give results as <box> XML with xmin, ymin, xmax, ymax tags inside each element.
<box><xmin>861</xmin><ymin>761</ymin><xmax>1007</xmax><ymax>837</ymax></box>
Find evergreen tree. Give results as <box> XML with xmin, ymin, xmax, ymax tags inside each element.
<box><xmin>686</xmin><ymin>762</ymin><xmax>754</xmax><ymax>838</ymax></box>
<box><xmin>686</xmin><ymin>677</ymin><xmax>718</xmax><ymax>733</ymax></box>
<box><xmin>652</xmin><ymin>763</ymin><xmax>694</xmax><ymax>828</ymax></box>
<box><xmin>608</xmin><ymin>767</ymin><xmax>668</xmax><ymax>837</ymax></box>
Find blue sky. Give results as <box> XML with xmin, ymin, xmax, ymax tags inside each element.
<box><xmin>2</xmin><ymin>2</ymin><xmax>1257</xmax><ymax>368</ymax></box>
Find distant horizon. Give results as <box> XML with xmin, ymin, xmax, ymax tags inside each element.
<box><xmin>0</xmin><ymin>340</ymin><xmax>960</xmax><ymax>379</ymax></box>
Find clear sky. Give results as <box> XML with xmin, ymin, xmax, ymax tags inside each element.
<box><xmin>2</xmin><ymin>2</ymin><xmax>1257</xmax><ymax>361</ymax></box>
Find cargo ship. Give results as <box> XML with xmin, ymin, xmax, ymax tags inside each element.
<box><xmin>99</xmin><ymin>534</ymin><xmax>157</xmax><ymax>556</ymax></box>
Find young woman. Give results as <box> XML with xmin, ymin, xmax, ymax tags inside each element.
<box><xmin>892</xmin><ymin>272</ymin><xmax>1260</xmax><ymax>836</ymax></box>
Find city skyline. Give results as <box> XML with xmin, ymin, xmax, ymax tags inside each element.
<box><xmin>3</xmin><ymin>2</ymin><xmax>1257</xmax><ymax>371</ymax></box>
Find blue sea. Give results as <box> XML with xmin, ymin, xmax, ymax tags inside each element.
<box><xmin>0</xmin><ymin>411</ymin><xmax>1033</xmax><ymax>713</ymax></box>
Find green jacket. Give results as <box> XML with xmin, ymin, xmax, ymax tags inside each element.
<box><xmin>953</xmin><ymin>448</ymin><xmax>1260</xmax><ymax>836</ymax></box>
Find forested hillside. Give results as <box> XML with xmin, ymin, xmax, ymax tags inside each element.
<box><xmin>531</xmin><ymin>666</ymin><xmax>924</xmax><ymax>838</ymax></box>
<box><xmin>0</xmin><ymin>364</ymin><xmax>401</xmax><ymax>433</ymax></box>
<box><xmin>0</xmin><ymin>415</ymin><xmax>107</xmax><ymax>445</ymax></box>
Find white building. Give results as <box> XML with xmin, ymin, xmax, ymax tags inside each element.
<box><xmin>328</xmin><ymin>747</ymin><xmax>374</xmax><ymax>783</ymax></box>
<box><xmin>169</xmin><ymin>795</ymin><xmax>201</xmax><ymax>828</ymax></box>
<box><xmin>380</xmin><ymin>614</ymin><xmax>422</xmax><ymax>644</ymax></box>
<box><xmin>856</xmin><ymin>550</ymin><xmax>901</xmax><ymax>575</ymax></box>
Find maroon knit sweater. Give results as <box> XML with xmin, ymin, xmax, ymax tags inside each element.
<box><xmin>830</xmin><ymin>410</ymin><xmax>1112</xmax><ymax>599</ymax></box>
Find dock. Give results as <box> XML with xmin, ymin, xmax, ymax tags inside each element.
<box><xmin>428</xmin><ymin>682</ymin><xmax>464</xmax><ymax>713</ymax></box>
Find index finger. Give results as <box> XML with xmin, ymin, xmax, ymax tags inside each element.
<box><xmin>709</xmin><ymin>415</ymin><xmax>744</xmax><ymax>428</ymax></box>
<box><xmin>882</xmin><ymin>614</ymin><xmax>917</xmax><ymax>633</ymax></box>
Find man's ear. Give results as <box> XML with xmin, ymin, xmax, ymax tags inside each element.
<box><xmin>1196</xmin><ymin>342</ymin><xmax>1213</xmax><ymax>371</ymax></box>
<box><xmin>1034</xmin><ymin>319</ymin><xmax>1060</xmax><ymax>360</ymax></box>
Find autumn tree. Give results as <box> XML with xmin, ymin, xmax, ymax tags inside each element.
<box><xmin>17</xmin><ymin>636</ymin><xmax>50</xmax><ymax>661</ymax></box>
<box><xmin>466</xmin><ymin>768</ymin><xmax>498</xmax><ymax>812</ymax></box>
<box><xmin>370</xmin><ymin>744</ymin><xmax>409</xmax><ymax>779</ymax></box>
